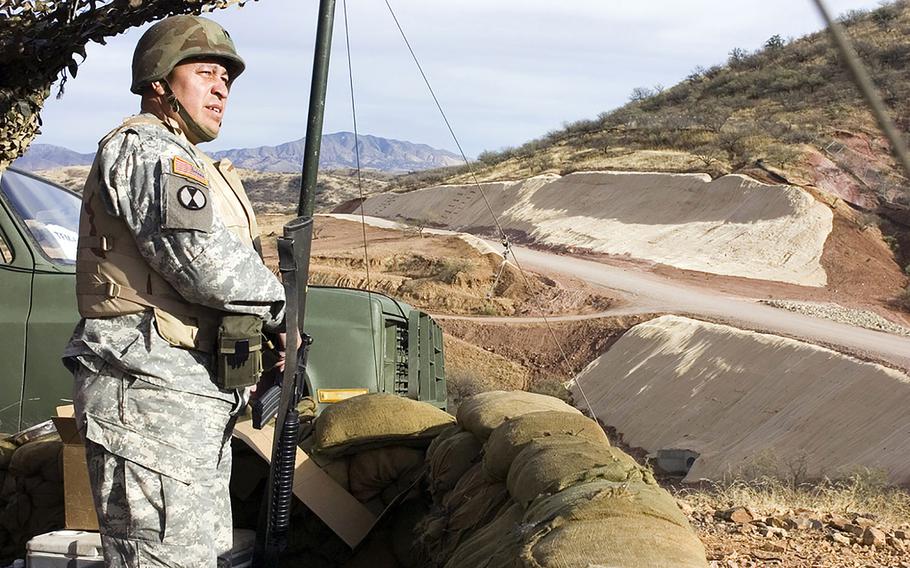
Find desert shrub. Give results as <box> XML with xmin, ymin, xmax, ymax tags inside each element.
<box><xmin>676</xmin><ymin>467</ymin><xmax>910</xmax><ymax>527</ymax></box>
<box><xmin>872</xmin><ymin>2</ymin><xmax>902</xmax><ymax>27</ymax></box>
<box><xmin>526</xmin><ymin>379</ymin><xmax>571</xmax><ymax>403</ymax></box>
<box><xmin>837</xmin><ymin>8</ymin><xmax>869</xmax><ymax>27</ymax></box>
<box><xmin>764</xmin><ymin>34</ymin><xmax>786</xmax><ymax>52</ymax></box>
<box><xmin>436</xmin><ymin>258</ymin><xmax>473</xmax><ymax>284</ymax></box>
<box><xmin>877</xmin><ymin>43</ymin><xmax>910</xmax><ymax>68</ymax></box>
<box><xmin>446</xmin><ymin>368</ymin><xmax>487</xmax><ymax>413</ymax></box>
<box><xmin>629</xmin><ymin>86</ymin><xmax>656</xmax><ymax>102</ymax></box>
<box><xmin>897</xmin><ymin>285</ymin><xmax>910</xmax><ymax>311</ymax></box>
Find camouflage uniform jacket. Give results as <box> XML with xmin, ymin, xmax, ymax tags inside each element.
<box><xmin>64</xmin><ymin>113</ymin><xmax>285</xmax><ymax>407</ymax></box>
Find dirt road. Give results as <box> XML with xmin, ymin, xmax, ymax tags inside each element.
<box><xmin>504</xmin><ymin>244</ymin><xmax>910</xmax><ymax>371</ymax></box>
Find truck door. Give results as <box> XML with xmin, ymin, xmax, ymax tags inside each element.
<box><xmin>0</xmin><ymin>169</ymin><xmax>81</xmax><ymax>429</ymax></box>
<box><xmin>0</xmin><ymin>185</ymin><xmax>35</xmax><ymax>432</ymax></box>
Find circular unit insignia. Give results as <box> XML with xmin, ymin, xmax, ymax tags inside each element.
<box><xmin>177</xmin><ymin>185</ymin><xmax>207</xmax><ymax>210</ymax></box>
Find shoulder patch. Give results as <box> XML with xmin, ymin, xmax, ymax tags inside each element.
<box><xmin>162</xmin><ymin>175</ymin><xmax>213</xmax><ymax>233</ymax></box>
<box><xmin>172</xmin><ymin>155</ymin><xmax>208</xmax><ymax>186</ymax></box>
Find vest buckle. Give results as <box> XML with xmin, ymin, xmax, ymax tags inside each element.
<box><xmin>105</xmin><ymin>281</ymin><xmax>122</xmax><ymax>299</ymax></box>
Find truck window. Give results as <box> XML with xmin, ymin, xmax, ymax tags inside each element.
<box><xmin>0</xmin><ymin>169</ymin><xmax>80</xmax><ymax>265</ymax></box>
<box><xmin>0</xmin><ymin>229</ymin><xmax>11</xmax><ymax>263</ymax></box>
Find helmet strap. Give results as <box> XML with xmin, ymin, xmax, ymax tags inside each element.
<box><xmin>160</xmin><ymin>80</ymin><xmax>218</xmax><ymax>144</ymax></box>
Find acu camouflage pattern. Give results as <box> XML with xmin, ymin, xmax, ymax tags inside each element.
<box><xmin>75</xmin><ymin>365</ymin><xmax>235</xmax><ymax>567</ymax></box>
<box><xmin>65</xmin><ymin>115</ymin><xmax>284</xmax><ymax>567</ymax></box>
<box><xmin>131</xmin><ymin>15</ymin><xmax>245</xmax><ymax>94</ymax></box>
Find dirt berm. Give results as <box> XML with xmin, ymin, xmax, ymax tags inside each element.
<box><xmin>360</xmin><ymin>171</ymin><xmax>833</xmax><ymax>286</ymax></box>
<box><xmin>571</xmin><ymin>315</ymin><xmax>910</xmax><ymax>484</ymax></box>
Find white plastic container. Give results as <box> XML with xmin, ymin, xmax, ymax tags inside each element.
<box><xmin>26</xmin><ymin>529</ymin><xmax>257</xmax><ymax>567</ymax></box>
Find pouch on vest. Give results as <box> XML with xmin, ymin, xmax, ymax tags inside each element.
<box><xmin>216</xmin><ymin>315</ymin><xmax>263</xmax><ymax>389</ymax></box>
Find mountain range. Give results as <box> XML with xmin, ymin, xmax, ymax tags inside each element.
<box><xmin>13</xmin><ymin>132</ymin><xmax>462</xmax><ymax>173</ymax></box>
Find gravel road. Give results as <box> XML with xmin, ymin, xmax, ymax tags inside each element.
<box><xmin>503</xmin><ymin>244</ymin><xmax>910</xmax><ymax>372</ymax></box>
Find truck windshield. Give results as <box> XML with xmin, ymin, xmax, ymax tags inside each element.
<box><xmin>0</xmin><ymin>169</ymin><xmax>80</xmax><ymax>265</ymax></box>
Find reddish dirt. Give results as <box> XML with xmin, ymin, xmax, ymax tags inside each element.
<box><xmin>439</xmin><ymin>314</ymin><xmax>656</xmax><ymax>391</ymax></box>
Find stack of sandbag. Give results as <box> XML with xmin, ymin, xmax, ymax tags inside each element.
<box><xmin>411</xmin><ymin>390</ymin><xmax>708</xmax><ymax>568</ymax></box>
<box><xmin>310</xmin><ymin>394</ymin><xmax>452</xmax><ymax>513</ymax></box>
<box><xmin>231</xmin><ymin>394</ymin><xmax>454</xmax><ymax>567</ymax></box>
<box><xmin>0</xmin><ymin>430</ymin><xmax>65</xmax><ymax>564</ymax></box>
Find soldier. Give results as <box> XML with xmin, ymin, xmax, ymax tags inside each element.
<box><xmin>62</xmin><ymin>15</ymin><xmax>285</xmax><ymax>567</ymax></box>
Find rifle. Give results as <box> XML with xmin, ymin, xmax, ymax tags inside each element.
<box><xmin>253</xmin><ymin>217</ymin><xmax>314</xmax><ymax>566</ymax></box>
<box><xmin>252</xmin><ymin>0</ymin><xmax>337</xmax><ymax>564</ymax></box>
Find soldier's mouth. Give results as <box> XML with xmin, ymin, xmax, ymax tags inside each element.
<box><xmin>205</xmin><ymin>105</ymin><xmax>223</xmax><ymax>116</ymax></box>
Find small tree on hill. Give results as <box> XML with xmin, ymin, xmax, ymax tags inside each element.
<box><xmin>764</xmin><ymin>34</ymin><xmax>785</xmax><ymax>51</ymax></box>
<box><xmin>629</xmin><ymin>86</ymin><xmax>656</xmax><ymax>102</ymax></box>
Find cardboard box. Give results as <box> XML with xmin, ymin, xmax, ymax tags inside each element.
<box><xmin>49</xmin><ymin>407</ymin><xmax>380</xmax><ymax>546</ymax></box>
<box><xmin>232</xmin><ymin>421</ymin><xmax>377</xmax><ymax>548</ymax></box>
<box><xmin>51</xmin><ymin>406</ymin><xmax>99</xmax><ymax>531</ymax></box>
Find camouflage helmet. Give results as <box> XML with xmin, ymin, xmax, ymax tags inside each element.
<box><xmin>130</xmin><ymin>15</ymin><xmax>245</xmax><ymax>94</ymax></box>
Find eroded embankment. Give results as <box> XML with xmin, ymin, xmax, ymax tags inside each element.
<box><xmin>361</xmin><ymin>171</ymin><xmax>833</xmax><ymax>286</ymax></box>
<box><xmin>570</xmin><ymin>315</ymin><xmax>910</xmax><ymax>484</ymax></box>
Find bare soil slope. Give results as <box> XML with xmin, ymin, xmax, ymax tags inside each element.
<box><xmin>361</xmin><ymin>171</ymin><xmax>833</xmax><ymax>286</ymax></box>
<box><xmin>572</xmin><ymin>315</ymin><xmax>910</xmax><ymax>484</ymax></box>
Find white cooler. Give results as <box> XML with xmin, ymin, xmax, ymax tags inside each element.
<box><xmin>26</xmin><ymin>529</ymin><xmax>256</xmax><ymax>567</ymax></box>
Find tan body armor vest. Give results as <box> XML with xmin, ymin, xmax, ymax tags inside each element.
<box><xmin>76</xmin><ymin>115</ymin><xmax>259</xmax><ymax>352</ymax></box>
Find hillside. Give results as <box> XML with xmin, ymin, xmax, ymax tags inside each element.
<box><xmin>449</xmin><ymin>4</ymin><xmax>909</xmax><ymax>220</ymax></box>
<box><xmin>378</xmin><ymin>2</ymin><xmax>910</xmax><ymax>313</ymax></box>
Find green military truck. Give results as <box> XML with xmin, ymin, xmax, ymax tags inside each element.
<box><xmin>0</xmin><ymin>166</ymin><xmax>446</xmax><ymax>433</ymax></box>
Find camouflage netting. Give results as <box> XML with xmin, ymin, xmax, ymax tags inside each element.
<box><xmin>0</xmin><ymin>431</ymin><xmax>65</xmax><ymax>564</ymax></box>
<box><xmin>0</xmin><ymin>0</ymin><xmax>256</xmax><ymax>170</ymax></box>
<box><xmin>228</xmin><ymin>392</ymin><xmax>709</xmax><ymax>568</ymax></box>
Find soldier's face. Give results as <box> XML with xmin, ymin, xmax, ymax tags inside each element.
<box><xmin>167</xmin><ymin>58</ymin><xmax>231</xmax><ymax>141</ymax></box>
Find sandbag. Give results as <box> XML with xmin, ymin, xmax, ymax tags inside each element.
<box><xmin>483</xmin><ymin>410</ymin><xmax>608</xmax><ymax>481</ymax></box>
<box><xmin>425</xmin><ymin>424</ymin><xmax>462</xmax><ymax>464</ymax></box>
<box><xmin>436</xmin><ymin>463</ymin><xmax>511</xmax><ymax>560</ymax></box>
<box><xmin>507</xmin><ymin>436</ymin><xmax>653</xmax><ymax>506</ymax></box>
<box><xmin>428</xmin><ymin>431</ymin><xmax>482</xmax><ymax>497</ymax></box>
<box><xmin>319</xmin><ymin>456</ymin><xmax>352</xmax><ymax>492</ymax></box>
<box><xmin>8</xmin><ymin>436</ymin><xmax>62</xmax><ymax>479</ymax></box>
<box><xmin>519</xmin><ymin>480</ymin><xmax>706</xmax><ymax>568</ymax></box>
<box><xmin>441</xmin><ymin>462</ymin><xmax>489</xmax><ymax>512</ymax></box>
<box><xmin>444</xmin><ymin>501</ymin><xmax>524</xmax><ymax>568</ymax></box>
<box><xmin>457</xmin><ymin>391</ymin><xmax>581</xmax><ymax>441</ymax></box>
<box><xmin>313</xmin><ymin>394</ymin><xmax>454</xmax><ymax>457</ymax></box>
<box><xmin>349</xmin><ymin>446</ymin><xmax>426</xmax><ymax>503</ymax></box>
<box><xmin>0</xmin><ymin>439</ymin><xmax>16</xmax><ymax>470</ymax></box>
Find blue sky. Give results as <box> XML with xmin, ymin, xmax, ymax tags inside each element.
<box><xmin>35</xmin><ymin>0</ymin><xmax>883</xmax><ymax>157</ymax></box>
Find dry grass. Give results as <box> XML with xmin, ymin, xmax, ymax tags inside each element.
<box><xmin>674</xmin><ymin>468</ymin><xmax>910</xmax><ymax>527</ymax></box>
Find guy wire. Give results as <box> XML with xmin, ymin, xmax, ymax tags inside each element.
<box><xmin>343</xmin><ymin>0</ymin><xmax>381</xmax><ymax>383</ymax></box>
<box><xmin>382</xmin><ymin>0</ymin><xmax>600</xmax><ymax>425</ymax></box>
